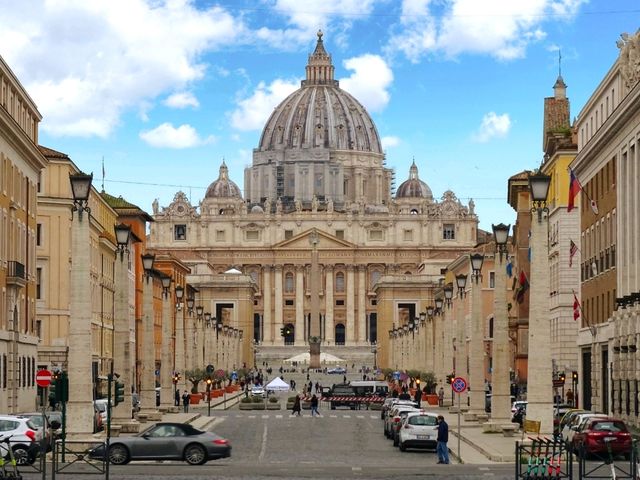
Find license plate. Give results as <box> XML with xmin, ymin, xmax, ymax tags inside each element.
<box><xmin>417</xmin><ymin>435</ymin><xmax>430</xmax><ymax>440</ymax></box>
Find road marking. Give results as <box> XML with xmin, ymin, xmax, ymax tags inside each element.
<box><xmin>357</xmin><ymin>415</ymin><xmax>364</xmax><ymax>419</ymax></box>
<box><xmin>352</xmin><ymin>467</ymin><xmax>362</xmax><ymax>471</ymax></box>
<box><xmin>248</xmin><ymin>415</ymin><xmax>256</xmax><ymax>418</ymax></box>
<box><xmin>262</xmin><ymin>415</ymin><xmax>269</xmax><ymax>419</ymax></box>
<box><xmin>275</xmin><ymin>415</ymin><xmax>283</xmax><ymax>418</ymax></box>
<box><xmin>330</xmin><ymin>415</ymin><xmax>337</xmax><ymax>418</ymax></box>
<box><xmin>343</xmin><ymin>415</ymin><xmax>351</xmax><ymax>418</ymax></box>
<box><xmin>479</xmin><ymin>467</ymin><xmax>490</xmax><ymax>470</ymax></box>
<box><xmin>370</xmin><ymin>415</ymin><xmax>377</xmax><ymax>419</ymax></box>
<box><xmin>258</xmin><ymin>423</ymin><xmax>268</xmax><ymax>462</ymax></box>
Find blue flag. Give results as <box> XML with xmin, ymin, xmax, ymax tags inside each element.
<box><xmin>506</xmin><ymin>259</ymin><xmax>513</xmax><ymax>278</ymax></box>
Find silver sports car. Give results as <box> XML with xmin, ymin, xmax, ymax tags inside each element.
<box><xmin>89</xmin><ymin>422</ymin><xmax>231</xmax><ymax>465</ymax></box>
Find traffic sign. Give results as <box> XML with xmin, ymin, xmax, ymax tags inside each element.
<box><xmin>451</xmin><ymin>376</ymin><xmax>467</xmax><ymax>393</ymax></box>
<box><xmin>36</xmin><ymin>369</ymin><xmax>52</xmax><ymax>388</ymax></box>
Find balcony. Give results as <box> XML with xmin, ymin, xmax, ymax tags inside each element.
<box><xmin>6</xmin><ymin>261</ymin><xmax>27</xmax><ymax>288</ymax></box>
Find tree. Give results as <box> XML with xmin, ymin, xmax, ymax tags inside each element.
<box><xmin>420</xmin><ymin>371</ymin><xmax>437</xmax><ymax>394</ymax></box>
<box><xmin>185</xmin><ymin>368</ymin><xmax>206</xmax><ymax>394</ymax></box>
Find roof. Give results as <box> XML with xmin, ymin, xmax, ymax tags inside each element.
<box><xmin>100</xmin><ymin>191</ymin><xmax>154</xmax><ymax>222</ymax></box>
<box><xmin>38</xmin><ymin>145</ymin><xmax>70</xmax><ymax>159</ymax></box>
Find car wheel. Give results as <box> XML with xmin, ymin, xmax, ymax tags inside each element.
<box><xmin>399</xmin><ymin>442</ymin><xmax>406</xmax><ymax>452</ymax></box>
<box><xmin>108</xmin><ymin>444</ymin><xmax>130</xmax><ymax>465</ymax></box>
<box><xmin>12</xmin><ymin>445</ymin><xmax>34</xmax><ymax>465</ymax></box>
<box><xmin>184</xmin><ymin>444</ymin><xmax>207</xmax><ymax>465</ymax></box>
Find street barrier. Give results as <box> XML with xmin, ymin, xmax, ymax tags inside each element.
<box><xmin>515</xmin><ymin>437</ymin><xmax>572</xmax><ymax>479</ymax></box>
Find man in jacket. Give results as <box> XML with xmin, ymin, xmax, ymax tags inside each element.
<box><xmin>436</xmin><ymin>415</ymin><xmax>449</xmax><ymax>464</ymax></box>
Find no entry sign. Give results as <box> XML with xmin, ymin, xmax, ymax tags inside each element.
<box><xmin>451</xmin><ymin>376</ymin><xmax>467</xmax><ymax>393</ymax></box>
<box><xmin>36</xmin><ymin>369</ymin><xmax>52</xmax><ymax>388</ymax></box>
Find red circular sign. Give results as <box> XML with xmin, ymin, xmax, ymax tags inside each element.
<box><xmin>451</xmin><ymin>376</ymin><xmax>467</xmax><ymax>393</ymax></box>
<box><xmin>36</xmin><ymin>369</ymin><xmax>52</xmax><ymax>388</ymax></box>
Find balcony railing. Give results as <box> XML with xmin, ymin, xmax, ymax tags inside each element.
<box><xmin>6</xmin><ymin>261</ymin><xmax>27</xmax><ymax>287</ymax></box>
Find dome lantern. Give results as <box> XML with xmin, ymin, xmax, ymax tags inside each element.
<box><xmin>205</xmin><ymin>161</ymin><xmax>242</xmax><ymax>199</ymax></box>
<box><xmin>396</xmin><ymin>160</ymin><xmax>433</xmax><ymax>199</ymax></box>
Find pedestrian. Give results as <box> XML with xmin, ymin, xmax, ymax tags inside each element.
<box><xmin>438</xmin><ymin>386</ymin><xmax>445</xmax><ymax>407</ymax></box>
<box><xmin>566</xmin><ymin>388</ymin><xmax>574</xmax><ymax>407</ymax></box>
<box><xmin>315</xmin><ymin>381</ymin><xmax>320</xmax><ymax>393</ymax></box>
<box><xmin>414</xmin><ymin>384</ymin><xmax>422</xmax><ymax>408</ymax></box>
<box><xmin>174</xmin><ymin>389</ymin><xmax>180</xmax><ymax>407</ymax></box>
<box><xmin>343</xmin><ymin>374</ymin><xmax>347</xmax><ymax>384</ymax></box>
<box><xmin>436</xmin><ymin>415</ymin><xmax>450</xmax><ymax>464</ymax></box>
<box><xmin>292</xmin><ymin>394</ymin><xmax>302</xmax><ymax>416</ymax></box>
<box><xmin>182</xmin><ymin>390</ymin><xmax>190</xmax><ymax>413</ymax></box>
<box><xmin>310</xmin><ymin>394</ymin><xmax>320</xmax><ymax>417</ymax></box>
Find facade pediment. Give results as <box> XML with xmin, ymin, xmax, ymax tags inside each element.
<box><xmin>274</xmin><ymin>229</ymin><xmax>354</xmax><ymax>249</ymax></box>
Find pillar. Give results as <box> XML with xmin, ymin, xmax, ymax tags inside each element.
<box><xmin>358</xmin><ymin>265</ymin><xmax>366</xmax><ymax>343</ymax></box>
<box><xmin>346</xmin><ymin>266</ymin><xmax>355</xmax><ymax>345</ymax></box>
<box><xmin>140</xmin><ymin>274</ymin><xmax>157</xmax><ymax>415</ymax></box>
<box><xmin>263</xmin><ymin>266</ymin><xmax>272</xmax><ymax>345</ymax></box>
<box><xmin>469</xmin><ymin>274</ymin><xmax>484</xmax><ymax>415</ymax></box>
<box><xmin>325</xmin><ymin>266</ymin><xmax>334</xmax><ymax>344</ymax></box>
<box><xmin>174</xmin><ymin>304</ymin><xmax>187</xmax><ymax>392</ymax></box>
<box><xmin>160</xmin><ymin>289</ymin><xmax>173</xmax><ymax>408</ymax></box>
<box><xmin>274</xmin><ymin>266</ymin><xmax>283</xmax><ymax>345</ymax></box>
<box><xmin>295</xmin><ymin>266</ymin><xmax>305</xmax><ymax>344</ymax></box>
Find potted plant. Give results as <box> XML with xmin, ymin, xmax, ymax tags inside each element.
<box><xmin>252</xmin><ymin>396</ymin><xmax>265</xmax><ymax>410</ymax></box>
<box><xmin>185</xmin><ymin>368</ymin><xmax>206</xmax><ymax>404</ymax></box>
<box><xmin>286</xmin><ymin>396</ymin><xmax>297</xmax><ymax>410</ymax></box>
<box><xmin>239</xmin><ymin>397</ymin><xmax>254</xmax><ymax>410</ymax></box>
<box><xmin>266</xmin><ymin>396</ymin><xmax>280</xmax><ymax>410</ymax></box>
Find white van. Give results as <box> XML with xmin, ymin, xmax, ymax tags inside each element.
<box><xmin>350</xmin><ymin>380</ymin><xmax>389</xmax><ymax>397</ymax></box>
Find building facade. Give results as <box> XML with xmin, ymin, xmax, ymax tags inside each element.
<box><xmin>148</xmin><ymin>33</ymin><xmax>480</xmax><ymax>368</ymax></box>
<box><xmin>0</xmin><ymin>55</ymin><xmax>47</xmax><ymax>413</ymax></box>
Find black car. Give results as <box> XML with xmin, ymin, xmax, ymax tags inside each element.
<box><xmin>89</xmin><ymin>422</ymin><xmax>231</xmax><ymax>465</ymax></box>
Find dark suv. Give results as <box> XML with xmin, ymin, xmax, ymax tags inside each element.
<box><xmin>329</xmin><ymin>384</ymin><xmax>358</xmax><ymax>410</ymax></box>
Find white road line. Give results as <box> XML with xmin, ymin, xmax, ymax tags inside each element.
<box><xmin>343</xmin><ymin>415</ymin><xmax>351</xmax><ymax>418</ymax></box>
<box><xmin>330</xmin><ymin>415</ymin><xmax>337</xmax><ymax>418</ymax></box>
<box><xmin>248</xmin><ymin>415</ymin><xmax>256</xmax><ymax>418</ymax></box>
<box><xmin>275</xmin><ymin>415</ymin><xmax>283</xmax><ymax>418</ymax></box>
<box><xmin>356</xmin><ymin>415</ymin><xmax>364</xmax><ymax>419</ymax></box>
<box><xmin>262</xmin><ymin>415</ymin><xmax>269</xmax><ymax>419</ymax></box>
<box><xmin>258</xmin><ymin>423</ymin><xmax>268</xmax><ymax>462</ymax></box>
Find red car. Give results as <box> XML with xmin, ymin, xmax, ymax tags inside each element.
<box><xmin>571</xmin><ymin>417</ymin><xmax>632</xmax><ymax>459</ymax></box>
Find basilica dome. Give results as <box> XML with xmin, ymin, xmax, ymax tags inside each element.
<box><xmin>205</xmin><ymin>161</ymin><xmax>242</xmax><ymax>199</ymax></box>
<box><xmin>396</xmin><ymin>161</ymin><xmax>433</xmax><ymax>199</ymax></box>
<box><xmin>257</xmin><ymin>31</ymin><xmax>382</xmax><ymax>154</ymax></box>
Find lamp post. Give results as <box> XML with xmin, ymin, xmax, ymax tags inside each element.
<box><xmin>160</xmin><ymin>275</ymin><xmax>173</xmax><ymax>409</ymax></box>
<box><xmin>468</xmin><ymin>253</ymin><xmax>485</xmax><ymax>418</ymax></box>
<box><xmin>455</xmin><ymin>274</ymin><xmax>468</xmax><ymax>408</ymax></box>
<box><xmin>112</xmin><ymin>223</ymin><xmax>136</xmax><ymax>428</ymax></box>
<box><xmin>195</xmin><ymin>305</ymin><xmax>204</xmax><ymax>368</ymax></box>
<box><xmin>527</xmin><ymin>171</ymin><xmax>553</xmax><ymax>433</ymax></box>
<box><xmin>442</xmin><ymin>283</ymin><xmax>454</xmax><ymax>389</ymax></box>
<box><xmin>371</xmin><ymin>341</ymin><xmax>377</xmax><ymax>372</ymax></box>
<box><xmin>184</xmin><ymin>295</ymin><xmax>195</xmax><ymax>374</ymax></box>
<box><xmin>66</xmin><ymin>172</ymin><xmax>94</xmax><ymax>436</ymax></box>
<box><xmin>488</xmin><ymin>223</ymin><xmax>513</xmax><ymax>427</ymax></box>
<box><xmin>205</xmin><ymin>377</ymin><xmax>212</xmax><ymax>416</ymax></box>
<box><xmin>140</xmin><ymin>253</ymin><xmax>158</xmax><ymax>417</ymax></box>
<box><xmin>174</xmin><ymin>285</ymin><xmax>186</xmax><ymax>392</ymax></box>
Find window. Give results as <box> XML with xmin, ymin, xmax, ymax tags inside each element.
<box><xmin>369</xmin><ymin>230</ymin><xmax>383</xmax><ymax>241</ymax></box>
<box><xmin>336</xmin><ymin>300</ymin><xmax>345</xmax><ymax>306</ymax></box>
<box><xmin>443</xmin><ymin>224</ymin><xmax>455</xmax><ymax>240</ymax></box>
<box><xmin>174</xmin><ymin>224</ymin><xmax>186</xmax><ymax>240</ymax></box>
<box><xmin>488</xmin><ymin>317</ymin><xmax>494</xmax><ymax>338</ymax></box>
<box><xmin>285</xmin><ymin>230</ymin><xmax>293</xmax><ymax>240</ymax></box>
<box><xmin>285</xmin><ymin>299</ymin><xmax>294</xmax><ymax>306</ymax></box>
<box><xmin>335</xmin><ymin>230</ymin><xmax>344</xmax><ymax>240</ymax></box>
<box><xmin>245</xmin><ymin>230</ymin><xmax>259</xmax><ymax>241</ymax></box>
<box><xmin>36</xmin><ymin>267</ymin><xmax>42</xmax><ymax>300</ymax></box>
<box><xmin>36</xmin><ymin>223</ymin><xmax>42</xmax><ymax>246</ymax></box>
<box><xmin>336</xmin><ymin>272</ymin><xmax>345</xmax><ymax>292</ymax></box>
<box><xmin>489</xmin><ymin>272</ymin><xmax>495</xmax><ymax>288</ymax></box>
<box><xmin>403</xmin><ymin>229</ymin><xmax>413</xmax><ymax>241</ymax></box>
<box><xmin>285</xmin><ymin>273</ymin><xmax>294</xmax><ymax>293</ymax></box>
<box><xmin>370</xmin><ymin>271</ymin><xmax>381</xmax><ymax>288</ymax></box>
<box><xmin>216</xmin><ymin>230</ymin><xmax>226</xmax><ymax>241</ymax></box>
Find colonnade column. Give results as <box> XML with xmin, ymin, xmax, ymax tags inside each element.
<box><xmin>160</xmin><ymin>286</ymin><xmax>173</xmax><ymax>409</ymax></box>
<box><xmin>263</xmin><ymin>266</ymin><xmax>272</xmax><ymax>345</ymax></box>
<box><xmin>346</xmin><ymin>266</ymin><xmax>355</xmax><ymax>345</ymax></box>
<box><xmin>295</xmin><ymin>266</ymin><xmax>305</xmax><ymax>344</ymax></box>
<box><xmin>325</xmin><ymin>266</ymin><xmax>334</xmax><ymax>344</ymax></box>
<box><xmin>140</xmin><ymin>272</ymin><xmax>158</xmax><ymax>417</ymax></box>
<box><xmin>358</xmin><ymin>265</ymin><xmax>367</xmax><ymax>343</ymax></box>
<box><xmin>274</xmin><ymin>266</ymin><xmax>283</xmax><ymax>345</ymax></box>
<box><xmin>468</xmin><ymin>265</ymin><xmax>485</xmax><ymax>417</ymax></box>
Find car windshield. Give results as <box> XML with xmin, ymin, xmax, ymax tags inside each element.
<box><xmin>408</xmin><ymin>415</ymin><xmax>437</xmax><ymax>426</ymax></box>
<box><xmin>591</xmin><ymin>421</ymin><xmax>627</xmax><ymax>433</ymax></box>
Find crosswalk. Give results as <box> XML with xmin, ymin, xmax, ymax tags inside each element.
<box><xmin>233</xmin><ymin>413</ymin><xmax>380</xmax><ymax>419</ymax></box>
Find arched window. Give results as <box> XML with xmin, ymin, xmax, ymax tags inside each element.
<box><xmin>285</xmin><ymin>272</ymin><xmax>294</xmax><ymax>293</ymax></box>
<box><xmin>370</xmin><ymin>271</ymin><xmax>381</xmax><ymax>288</ymax></box>
<box><xmin>488</xmin><ymin>317</ymin><xmax>494</xmax><ymax>339</ymax></box>
<box><xmin>336</xmin><ymin>272</ymin><xmax>345</xmax><ymax>292</ymax></box>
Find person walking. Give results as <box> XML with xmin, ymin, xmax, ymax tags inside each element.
<box><xmin>438</xmin><ymin>386</ymin><xmax>445</xmax><ymax>407</ymax></box>
<box><xmin>174</xmin><ymin>389</ymin><xmax>180</xmax><ymax>407</ymax></box>
<box><xmin>292</xmin><ymin>394</ymin><xmax>302</xmax><ymax>416</ymax></box>
<box><xmin>414</xmin><ymin>384</ymin><xmax>422</xmax><ymax>408</ymax></box>
<box><xmin>310</xmin><ymin>394</ymin><xmax>320</xmax><ymax>417</ymax></box>
<box><xmin>436</xmin><ymin>415</ymin><xmax>450</xmax><ymax>464</ymax></box>
<box><xmin>182</xmin><ymin>390</ymin><xmax>190</xmax><ymax>413</ymax></box>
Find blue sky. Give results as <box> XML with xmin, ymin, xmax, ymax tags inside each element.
<box><xmin>2</xmin><ymin>0</ymin><xmax>639</xmax><ymax>230</ymax></box>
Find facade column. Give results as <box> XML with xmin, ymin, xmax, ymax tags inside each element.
<box><xmin>325</xmin><ymin>266</ymin><xmax>334</xmax><ymax>344</ymax></box>
<box><xmin>174</xmin><ymin>303</ymin><xmax>186</xmax><ymax>392</ymax></box>
<box><xmin>140</xmin><ymin>274</ymin><xmax>158</xmax><ymax>417</ymax></box>
<box><xmin>455</xmin><ymin>291</ymin><xmax>469</xmax><ymax>407</ymax></box>
<box><xmin>66</xmin><ymin>212</ymin><xmax>94</xmax><ymax>436</ymax></box>
<box><xmin>526</xmin><ymin>212</ymin><xmax>554</xmax><ymax>433</ymax></box>
<box><xmin>468</xmin><ymin>271</ymin><xmax>485</xmax><ymax>417</ymax></box>
<box><xmin>160</xmin><ymin>287</ymin><xmax>173</xmax><ymax>409</ymax></box>
<box><xmin>263</xmin><ymin>266</ymin><xmax>272</xmax><ymax>345</ymax></box>
<box><xmin>346</xmin><ymin>266</ymin><xmax>355</xmax><ymax>345</ymax></box>
<box><xmin>295</xmin><ymin>266</ymin><xmax>305</xmax><ymax>344</ymax></box>
<box><xmin>274</xmin><ymin>266</ymin><xmax>284</xmax><ymax>346</ymax></box>
<box><xmin>358</xmin><ymin>265</ymin><xmax>367</xmax><ymax>343</ymax></box>
<box><xmin>184</xmin><ymin>310</ymin><xmax>194</xmax><ymax>374</ymax></box>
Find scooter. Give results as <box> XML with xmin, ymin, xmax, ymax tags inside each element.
<box><xmin>0</xmin><ymin>434</ymin><xmax>23</xmax><ymax>480</ymax></box>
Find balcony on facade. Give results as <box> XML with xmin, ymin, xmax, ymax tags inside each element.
<box><xmin>6</xmin><ymin>261</ymin><xmax>27</xmax><ymax>288</ymax></box>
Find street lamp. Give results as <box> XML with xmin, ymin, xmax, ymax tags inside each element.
<box><xmin>69</xmin><ymin>172</ymin><xmax>93</xmax><ymax>220</ymax></box>
<box><xmin>426</xmin><ymin>306</ymin><xmax>435</xmax><ymax>319</ymax></box>
<box><xmin>142</xmin><ymin>254</ymin><xmax>155</xmax><ymax>278</ymax></box>
<box><xmin>444</xmin><ymin>283</ymin><xmax>454</xmax><ymax>308</ymax></box>
<box><xmin>435</xmin><ymin>297</ymin><xmax>444</xmax><ymax>313</ymax></box>
<box><xmin>196</xmin><ymin>305</ymin><xmax>204</xmax><ymax>319</ymax></box>
<box><xmin>204</xmin><ymin>312</ymin><xmax>212</xmax><ymax>327</ymax></box>
<box><xmin>114</xmin><ymin>223</ymin><xmax>131</xmax><ymax>259</ymax></box>
<box><xmin>527</xmin><ymin>171</ymin><xmax>553</xmax><ymax>432</ymax></box>
<box><xmin>488</xmin><ymin>222</ymin><xmax>512</xmax><ymax>426</ymax></box>
<box><xmin>205</xmin><ymin>378</ymin><xmax>213</xmax><ymax>416</ymax></box>
<box><xmin>161</xmin><ymin>275</ymin><xmax>171</xmax><ymax>298</ymax></box>
<box><xmin>455</xmin><ymin>274</ymin><xmax>467</xmax><ymax>297</ymax></box>
<box><xmin>469</xmin><ymin>252</ymin><xmax>485</xmax><ymax>417</ymax></box>
<box><xmin>186</xmin><ymin>296</ymin><xmax>194</xmax><ymax>314</ymax></box>
<box><xmin>470</xmin><ymin>254</ymin><xmax>484</xmax><ymax>283</ymax></box>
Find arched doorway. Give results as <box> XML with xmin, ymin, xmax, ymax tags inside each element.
<box><xmin>335</xmin><ymin>323</ymin><xmax>345</xmax><ymax>345</ymax></box>
<box><xmin>284</xmin><ymin>323</ymin><xmax>295</xmax><ymax>345</ymax></box>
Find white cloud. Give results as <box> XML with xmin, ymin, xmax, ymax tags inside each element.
<box><xmin>164</xmin><ymin>92</ymin><xmax>199</xmax><ymax>109</ymax></box>
<box><xmin>0</xmin><ymin>1</ymin><xmax>249</xmax><ymax>137</ymax></box>
<box><xmin>340</xmin><ymin>55</ymin><xmax>393</xmax><ymax>113</ymax></box>
<box><xmin>472</xmin><ymin>112</ymin><xmax>511</xmax><ymax>142</ymax></box>
<box><xmin>230</xmin><ymin>78</ymin><xmax>299</xmax><ymax>131</ymax></box>
<box><xmin>139</xmin><ymin>123</ymin><xmax>214</xmax><ymax>148</ymax></box>
<box><xmin>381</xmin><ymin>136</ymin><xmax>401</xmax><ymax>149</ymax></box>
<box><xmin>386</xmin><ymin>0</ymin><xmax>585</xmax><ymax>62</ymax></box>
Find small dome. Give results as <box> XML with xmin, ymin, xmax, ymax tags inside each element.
<box><xmin>250</xmin><ymin>205</ymin><xmax>264</xmax><ymax>214</ymax></box>
<box><xmin>205</xmin><ymin>161</ymin><xmax>242</xmax><ymax>199</ymax></box>
<box><xmin>396</xmin><ymin>161</ymin><xmax>432</xmax><ymax>199</ymax></box>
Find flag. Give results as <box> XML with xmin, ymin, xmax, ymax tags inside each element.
<box><xmin>569</xmin><ymin>240</ymin><xmax>578</xmax><ymax>267</ymax></box>
<box><xmin>573</xmin><ymin>293</ymin><xmax>581</xmax><ymax>321</ymax></box>
<box><xmin>568</xmin><ymin>168</ymin><xmax>581</xmax><ymax>212</ymax></box>
<box><xmin>590</xmin><ymin>199</ymin><xmax>599</xmax><ymax>215</ymax></box>
<box><xmin>515</xmin><ymin>270</ymin><xmax>529</xmax><ymax>304</ymax></box>
<box><xmin>528</xmin><ymin>230</ymin><xmax>531</xmax><ymax>262</ymax></box>
<box><xmin>506</xmin><ymin>258</ymin><xmax>513</xmax><ymax>278</ymax></box>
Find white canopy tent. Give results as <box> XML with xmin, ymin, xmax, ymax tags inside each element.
<box><xmin>265</xmin><ymin>376</ymin><xmax>290</xmax><ymax>392</ymax></box>
<box><xmin>283</xmin><ymin>352</ymin><xmax>345</xmax><ymax>364</ymax></box>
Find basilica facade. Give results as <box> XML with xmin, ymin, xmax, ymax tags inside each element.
<box><xmin>148</xmin><ymin>32</ymin><xmax>480</xmax><ymax>363</ymax></box>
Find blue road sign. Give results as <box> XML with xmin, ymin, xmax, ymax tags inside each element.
<box><xmin>452</xmin><ymin>376</ymin><xmax>467</xmax><ymax>393</ymax></box>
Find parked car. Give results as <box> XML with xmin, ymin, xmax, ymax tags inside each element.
<box><xmin>0</xmin><ymin>415</ymin><xmax>41</xmax><ymax>465</ymax></box>
<box><xmin>381</xmin><ymin>398</ymin><xmax>417</xmax><ymax>421</ymax></box>
<box><xmin>571</xmin><ymin>417</ymin><xmax>632</xmax><ymax>459</ymax></box>
<box><xmin>94</xmin><ymin>399</ymin><xmax>109</xmax><ymax>431</ymax></box>
<box><xmin>397</xmin><ymin>411</ymin><xmax>439</xmax><ymax>452</ymax></box>
<box><xmin>327</xmin><ymin>367</ymin><xmax>347</xmax><ymax>374</ymax></box>
<box><xmin>384</xmin><ymin>404</ymin><xmax>419</xmax><ymax>440</ymax></box>
<box><xmin>511</xmin><ymin>400</ymin><xmax>527</xmax><ymax>414</ymax></box>
<box><xmin>562</xmin><ymin>412</ymin><xmax>607</xmax><ymax>447</ymax></box>
<box><xmin>250</xmin><ymin>386</ymin><xmax>265</xmax><ymax>398</ymax></box>
<box><xmin>390</xmin><ymin>409</ymin><xmax>420</xmax><ymax>447</ymax></box>
<box><xmin>18</xmin><ymin>412</ymin><xmax>62</xmax><ymax>452</ymax></box>
<box><xmin>89</xmin><ymin>422</ymin><xmax>231</xmax><ymax>465</ymax></box>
